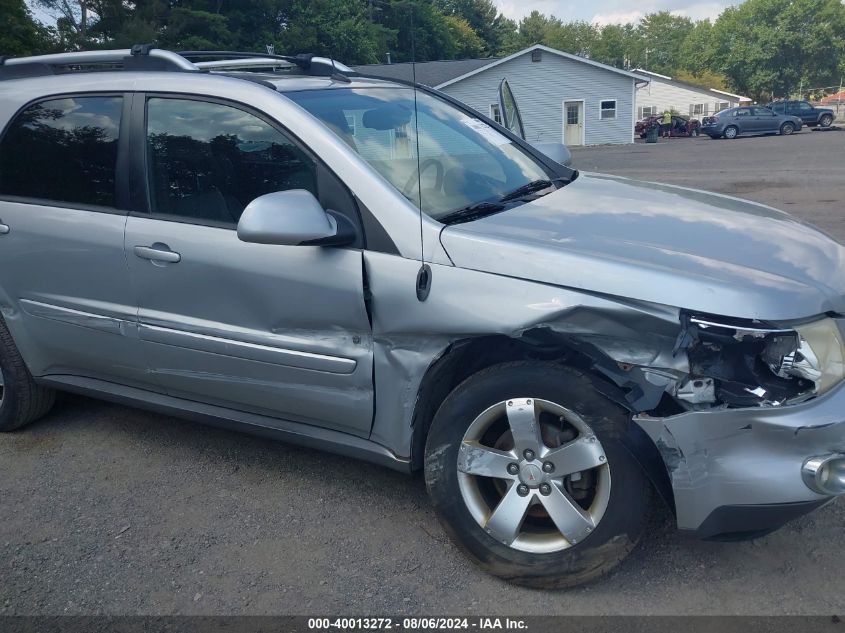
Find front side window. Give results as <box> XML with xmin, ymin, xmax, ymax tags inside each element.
<box><xmin>798</xmin><ymin>101</ymin><xmax>814</xmax><ymax>112</ymax></box>
<box><xmin>287</xmin><ymin>88</ymin><xmax>552</xmax><ymax>221</ymax></box>
<box><xmin>0</xmin><ymin>96</ymin><xmax>122</xmax><ymax>208</ymax></box>
<box><xmin>146</xmin><ymin>98</ymin><xmax>317</xmax><ymax>225</ymax></box>
<box><xmin>770</xmin><ymin>102</ymin><xmax>785</xmax><ymax>113</ymax></box>
<box><xmin>600</xmin><ymin>100</ymin><xmax>617</xmax><ymax>120</ymax></box>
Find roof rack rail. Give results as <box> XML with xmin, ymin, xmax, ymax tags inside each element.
<box><xmin>179</xmin><ymin>51</ymin><xmax>357</xmax><ymax>79</ymax></box>
<box><xmin>0</xmin><ymin>45</ymin><xmax>355</xmax><ymax>82</ymax></box>
<box><xmin>0</xmin><ymin>44</ymin><xmax>198</xmax><ymax>81</ymax></box>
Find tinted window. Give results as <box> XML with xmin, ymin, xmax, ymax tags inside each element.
<box><xmin>753</xmin><ymin>107</ymin><xmax>774</xmax><ymax>116</ymax></box>
<box><xmin>0</xmin><ymin>96</ymin><xmax>122</xmax><ymax>207</ymax></box>
<box><xmin>770</xmin><ymin>103</ymin><xmax>785</xmax><ymax>113</ymax></box>
<box><xmin>146</xmin><ymin>98</ymin><xmax>317</xmax><ymax>225</ymax></box>
<box><xmin>798</xmin><ymin>101</ymin><xmax>814</xmax><ymax>112</ymax></box>
<box><xmin>735</xmin><ymin>108</ymin><xmax>752</xmax><ymax>117</ymax></box>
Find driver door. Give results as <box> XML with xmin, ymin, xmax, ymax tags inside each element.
<box><xmin>124</xmin><ymin>94</ymin><xmax>374</xmax><ymax>436</ymax></box>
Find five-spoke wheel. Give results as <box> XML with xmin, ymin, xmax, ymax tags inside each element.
<box><xmin>457</xmin><ymin>398</ymin><xmax>610</xmax><ymax>553</ymax></box>
<box><xmin>425</xmin><ymin>362</ymin><xmax>653</xmax><ymax>588</ymax></box>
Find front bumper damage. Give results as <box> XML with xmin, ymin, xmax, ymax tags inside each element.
<box><xmin>635</xmin><ymin>382</ymin><xmax>845</xmax><ymax>538</ymax></box>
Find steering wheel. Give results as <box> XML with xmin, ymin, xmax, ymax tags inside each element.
<box><xmin>403</xmin><ymin>158</ymin><xmax>445</xmax><ymax>199</ymax></box>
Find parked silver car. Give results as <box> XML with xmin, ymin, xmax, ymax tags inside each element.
<box><xmin>2</xmin><ymin>47</ymin><xmax>845</xmax><ymax>588</ymax></box>
<box><xmin>700</xmin><ymin>105</ymin><xmax>803</xmax><ymax>139</ymax></box>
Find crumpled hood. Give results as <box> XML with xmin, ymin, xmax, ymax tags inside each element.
<box><xmin>440</xmin><ymin>173</ymin><xmax>845</xmax><ymax>321</ymax></box>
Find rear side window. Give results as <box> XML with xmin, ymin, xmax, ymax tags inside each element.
<box><xmin>0</xmin><ymin>96</ymin><xmax>122</xmax><ymax>208</ymax></box>
<box><xmin>145</xmin><ymin>97</ymin><xmax>317</xmax><ymax>226</ymax></box>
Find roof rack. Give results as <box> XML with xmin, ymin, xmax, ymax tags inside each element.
<box><xmin>0</xmin><ymin>45</ymin><xmax>355</xmax><ymax>82</ymax></box>
<box><xmin>180</xmin><ymin>51</ymin><xmax>357</xmax><ymax>79</ymax></box>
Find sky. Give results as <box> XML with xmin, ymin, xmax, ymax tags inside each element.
<box><xmin>493</xmin><ymin>0</ymin><xmax>744</xmax><ymax>25</ymax></box>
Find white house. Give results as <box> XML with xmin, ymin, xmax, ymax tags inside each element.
<box><xmin>633</xmin><ymin>68</ymin><xmax>750</xmax><ymax>120</ymax></box>
<box><xmin>355</xmin><ymin>45</ymin><xmax>649</xmax><ymax>146</ymax></box>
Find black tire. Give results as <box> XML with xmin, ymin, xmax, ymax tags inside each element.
<box><xmin>780</xmin><ymin>122</ymin><xmax>795</xmax><ymax>136</ymax></box>
<box><xmin>424</xmin><ymin>362</ymin><xmax>653</xmax><ymax>588</ymax></box>
<box><xmin>723</xmin><ymin>125</ymin><xmax>739</xmax><ymax>139</ymax></box>
<box><xmin>819</xmin><ymin>114</ymin><xmax>833</xmax><ymax>128</ymax></box>
<box><xmin>0</xmin><ymin>319</ymin><xmax>56</xmax><ymax>432</ymax></box>
<box><xmin>708</xmin><ymin>134</ymin><xmax>719</xmax><ymax>139</ymax></box>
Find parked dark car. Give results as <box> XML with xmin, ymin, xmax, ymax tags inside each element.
<box><xmin>635</xmin><ymin>114</ymin><xmax>700</xmax><ymax>138</ymax></box>
<box><xmin>768</xmin><ymin>100</ymin><xmax>835</xmax><ymax>128</ymax></box>
<box><xmin>700</xmin><ymin>106</ymin><xmax>802</xmax><ymax>139</ymax></box>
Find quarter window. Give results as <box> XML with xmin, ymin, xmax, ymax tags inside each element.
<box><xmin>0</xmin><ymin>96</ymin><xmax>122</xmax><ymax>208</ymax></box>
<box><xmin>145</xmin><ymin>98</ymin><xmax>317</xmax><ymax>225</ymax></box>
<box><xmin>600</xmin><ymin>100</ymin><xmax>617</xmax><ymax>120</ymax></box>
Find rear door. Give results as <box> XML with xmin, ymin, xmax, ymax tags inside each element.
<box><xmin>0</xmin><ymin>94</ymin><xmax>151</xmax><ymax>388</ymax></box>
<box><xmin>733</xmin><ymin>107</ymin><xmax>756</xmax><ymax>133</ymax></box>
<box><xmin>123</xmin><ymin>94</ymin><xmax>374</xmax><ymax>436</ymax></box>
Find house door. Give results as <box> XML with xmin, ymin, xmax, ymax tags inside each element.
<box><xmin>564</xmin><ymin>101</ymin><xmax>584</xmax><ymax>146</ymax></box>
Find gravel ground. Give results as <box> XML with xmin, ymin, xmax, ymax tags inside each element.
<box><xmin>3</xmin><ymin>129</ymin><xmax>845</xmax><ymax>616</ymax></box>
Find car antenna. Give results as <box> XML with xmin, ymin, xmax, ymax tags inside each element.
<box><xmin>408</xmin><ymin>4</ymin><xmax>431</xmax><ymax>301</ymax></box>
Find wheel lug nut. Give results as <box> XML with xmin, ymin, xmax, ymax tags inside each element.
<box><xmin>507</xmin><ymin>463</ymin><xmax>519</xmax><ymax>475</ymax></box>
<box><xmin>539</xmin><ymin>483</ymin><xmax>551</xmax><ymax>495</ymax></box>
<box><xmin>523</xmin><ymin>449</ymin><xmax>535</xmax><ymax>461</ymax></box>
<box><xmin>542</xmin><ymin>462</ymin><xmax>554</xmax><ymax>473</ymax></box>
<box><xmin>516</xmin><ymin>484</ymin><xmax>530</xmax><ymax>496</ymax></box>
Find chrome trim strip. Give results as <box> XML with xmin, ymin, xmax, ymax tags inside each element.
<box><xmin>138</xmin><ymin>324</ymin><xmax>357</xmax><ymax>375</ymax></box>
<box><xmin>20</xmin><ymin>299</ymin><xmax>125</xmax><ymax>335</ymax></box>
<box><xmin>690</xmin><ymin>316</ymin><xmax>794</xmax><ymax>335</ymax></box>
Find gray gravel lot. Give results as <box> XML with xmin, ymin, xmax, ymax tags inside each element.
<box><xmin>2</xmin><ymin>129</ymin><xmax>845</xmax><ymax>616</ymax></box>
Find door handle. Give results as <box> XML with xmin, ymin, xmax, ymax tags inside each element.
<box><xmin>134</xmin><ymin>244</ymin><xmax>181</xmax><ymax>264</ymax></box>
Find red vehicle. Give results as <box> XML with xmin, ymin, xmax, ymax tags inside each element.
<box><xmin>636</xmin><ymin>114</ymin><xmax>701</xmax><ymax>138</ymax></box>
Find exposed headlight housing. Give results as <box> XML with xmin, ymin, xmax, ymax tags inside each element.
<box><xmin>781</xmin><ymin>318</ymin><xmax>845</xmax><ymax>395</ymax></box>
<box><xmin>678</xmin><ymin>314</ymin><xmax>845</xmax><ymax>408</ymax></box>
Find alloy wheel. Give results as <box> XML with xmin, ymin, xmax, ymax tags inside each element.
<box><xmin>456</xmin><ymin>398</ymin><xmax>611</xmax><ymax>554</ymax></box>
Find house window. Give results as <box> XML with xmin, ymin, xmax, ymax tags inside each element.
<box><xmin>600</xmin><ymin>100</ymin><xmax>617</xmax><ymax>120</ymax></box>
<box><xmin>690</xmin><ymin>103</ymin><xmax>709</xmax><ymax>116</ymax></box>
<box><xmin>715</xmin><ymin>101</ymin><xmax>730</xmax><ymax>112</ymax></box>
<box><xmin>638</xmin><ymin>106</ymin><xmax>657</xmax><ymax>118</ymax></box>
<box><xmin>490</xmin><ymin>103</ymin><xmax>502</xmax><ymax>125</ymax></box>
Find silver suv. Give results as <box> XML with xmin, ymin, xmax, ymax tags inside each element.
<box><xmin>2</xmin><ymin>47</ymin><xmax>845</xmax><ymax>589</ymax></box>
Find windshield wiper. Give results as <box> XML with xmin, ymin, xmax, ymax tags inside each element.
<box><xmin>498</xmin><ymin>178</ymin><xmax>565</xmax><ymax>203</ymax></box>
<box><xmin>438</xmin><ymin>201</ymin><xmax>506</xmax><ymax>226</ymax></box>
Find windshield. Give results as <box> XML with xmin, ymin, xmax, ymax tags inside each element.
<box><xmin>286</xmin><ymin>87</ymin><xmax>553</xmax><ymax>221</ymax></box>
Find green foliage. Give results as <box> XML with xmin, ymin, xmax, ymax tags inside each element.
<box><xmin>6</xmin><ymin>0</ymin><xmax>845</xmax><ymax>101</ymax></box>
<box><xmin>709</xmin><ymin>0</ymin><xmax>845</xmax><ymax>100</ymax></box>
<box><xmin>0</xmin><ymin>0</ymin><xmax>52</xmax><ymax>55</ymax></box>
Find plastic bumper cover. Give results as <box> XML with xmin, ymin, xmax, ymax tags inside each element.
<box><xmin>634</xmin><ymin>381</ymin><xmax>845</xmax><ymax>536</ymax></box>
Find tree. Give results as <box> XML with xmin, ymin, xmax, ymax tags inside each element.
<box><xmin>435</xmin><ymin>0</ymin><xmax>515</xmax><ymax>54</ymax></box>
<box><xmin>710</xmin><ymin>0</ymin><xmax>845</xmax><ymax>99</ymax></box>
<box><xmin>1</xmin><ymin>0</ymin><xmax>52</xmax><ymax>55</ymax></box>
<box><xmin>638</xmin><ymin>11</ymin><xmax>694</xmax><ymax>73</ymax></box>
<box><xmin>678</xmin><ymin>19</ymin><xmax>714</xmax><ymax>75</ymax></box>
<box><xmin>543</xmin><ymin>20</ymin><xmax>597</xmax><ymax>57</ymax></box>
<box><xmin>32</xmin><ymin>0</ymin><xmax>92</xmax><ymax>49</ymax></box>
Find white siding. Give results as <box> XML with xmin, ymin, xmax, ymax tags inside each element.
<box><xmin>636</xmin><ymin>80</ymin><xmax>739</xmax><ymax>118</ymax></box>
<box><xmin>441</xmin><ymin>51</ymin><xmax>637</xmax><ymax>146</ymax></box>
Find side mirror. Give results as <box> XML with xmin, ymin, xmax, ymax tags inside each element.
<box><xmin>237</xmin><ymin>190</ymin><xmax>353</xmax><ymax>246</ymax></box>
<box><xmin>531</xmin><ymin>141</ymin><xmax>572</xmax><ymax>167</ymax></box>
